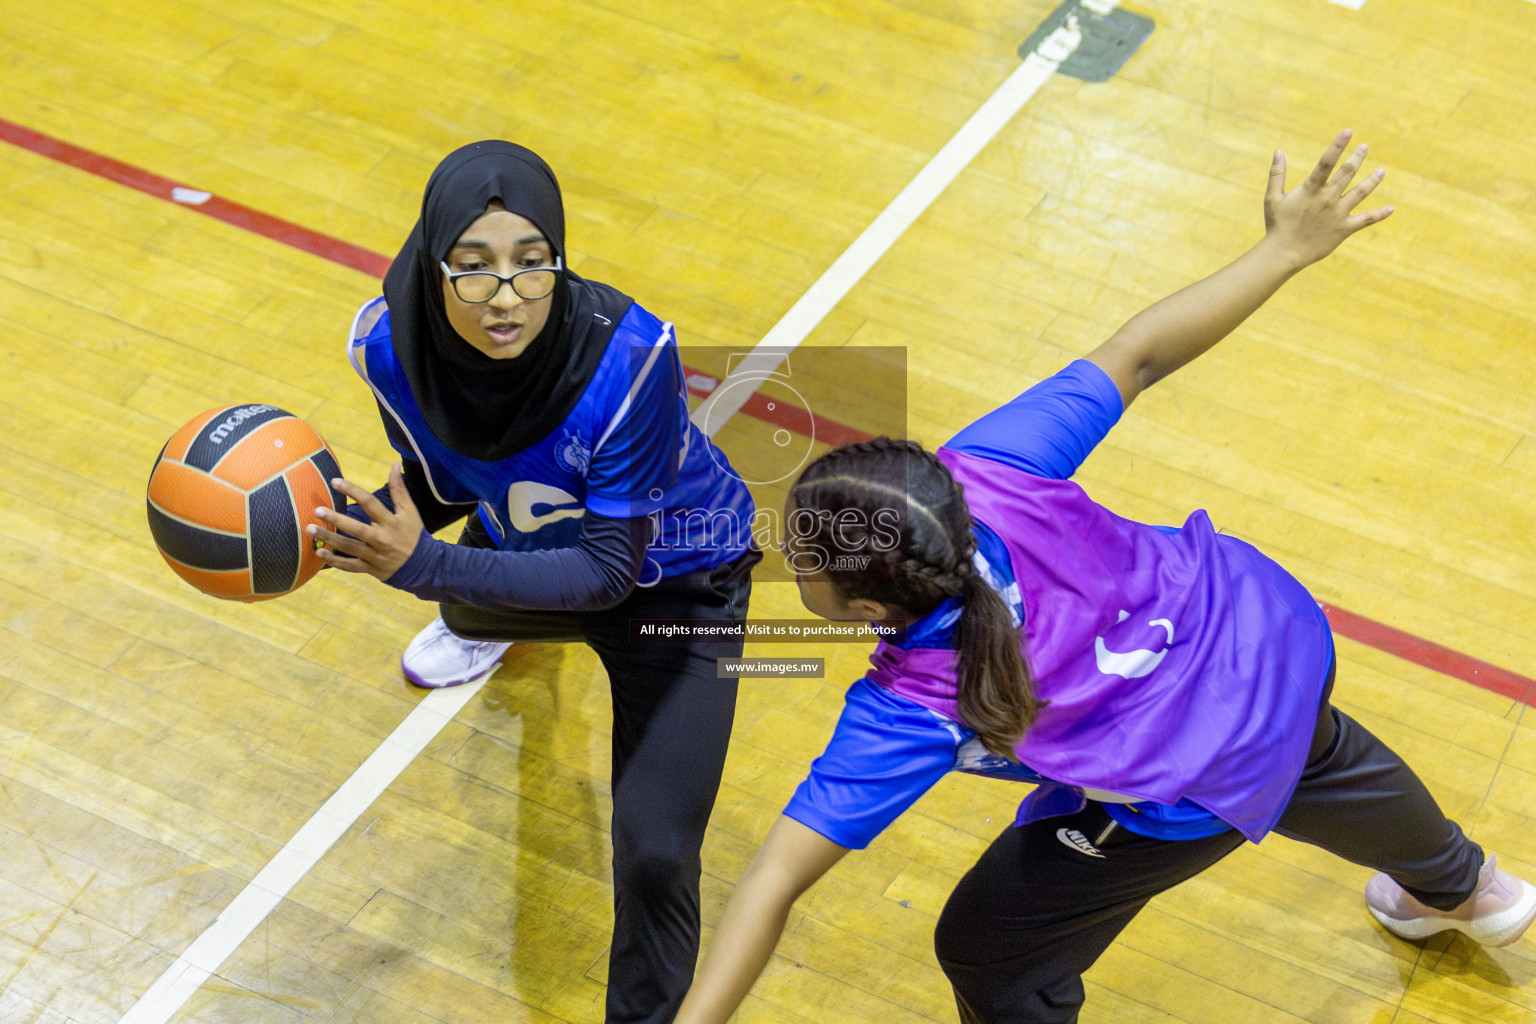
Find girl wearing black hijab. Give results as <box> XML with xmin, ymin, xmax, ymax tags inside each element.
<box><xmin>307</xmin><ymin>141</ymin><xmax>760</xmax><ymax>1023</ymax></box>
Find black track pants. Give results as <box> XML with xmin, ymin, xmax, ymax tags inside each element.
<box><xmin>440</xmin><ymin>529</ymin><xmax>758</xmax><ymax>1024</ymax></box>
<box><xmin>933</xmin><ymin>692</ymin><xmax>1483</xmax><ymax>1023</ymax></box>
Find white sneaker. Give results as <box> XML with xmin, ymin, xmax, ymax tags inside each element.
<box><xmin>401</xmin><ymin>617</ymin><xmax>510</xmax><ymax>689</ymax></box>
<box><xmin>1365</xmin><ymin>855</ymin><xmax>1536</xmax><ymax>947</ymax></box>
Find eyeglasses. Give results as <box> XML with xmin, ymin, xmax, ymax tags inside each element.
<box><xmin>440</xmin><ymin>256</ymin><xmax>563</xmax><ymax>302</ymax></box>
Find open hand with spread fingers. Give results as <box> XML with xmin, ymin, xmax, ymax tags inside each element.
<box><xmin>1264</xmin><ymin>129</ymin><xmax>1394</xmax><ymax>269</ymax></box>
<box><xmin>306</xmin><ymin>461</ymin><xmax>423</xmax><ymax>582</ymax></box>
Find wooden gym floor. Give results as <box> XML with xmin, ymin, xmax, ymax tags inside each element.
<box><xmin>1</xmin><ymin>0</ymin><xmax>1535</xmax><ymax>1021</ymax></box>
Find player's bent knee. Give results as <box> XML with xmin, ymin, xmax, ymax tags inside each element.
<box><xmin>934</xmin><ymin>897</ymin><xmax>985</xmax><ymax>971</ymax></box>
<box><xmin>612</xmin><ymin>812</ymin><xmax>703</xmax><ymax>890</ymax></box>
<box><xmin>613</xmin><ymin>842</ymin><xmax>698</xmax><ymax>896</ymax></box>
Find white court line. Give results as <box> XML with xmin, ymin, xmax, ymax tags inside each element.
<box><xmin>118</xmin><ymin>8</ymin><xmax>1108</xmax><ymax>1023</ymax></box>
<box><xmin>118</xmin><ymin>675</ymin><xmax>488</xmax><ymax>1024</ymax></box>
<box><xmin>692</xmin><ymin>4</ymin><xmax>1109</xmax><ymax>435</ymax></box>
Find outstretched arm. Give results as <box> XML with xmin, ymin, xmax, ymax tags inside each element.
<box><xmin>1088</xmin><ymin>129</ymin><xmax>1393</xmax><ymax>409</ymax></box>
<box><xmin>675</xmin><ymin>816</ymin><xmax>850</xmax><ymax>1023</ymax></box>
<box><xmin>675</xmin><ymin>680</ymin><xmax>959</xmax><ymax>1019</ymax></box>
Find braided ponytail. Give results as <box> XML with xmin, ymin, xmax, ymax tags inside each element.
<box><xmin>790</xmin><ymin>439</ymin><xmax>1040</xmax><ymax>758</ymax></box>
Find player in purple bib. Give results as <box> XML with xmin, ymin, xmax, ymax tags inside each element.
<box><xmin>674</xmin><ymin>133</ymin><xmax>1536</xmax><ymax>1023</ymax></box>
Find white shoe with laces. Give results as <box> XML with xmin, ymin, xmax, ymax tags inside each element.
<box><xmin>401</xmin><ymin>617</ymin><xmax>510</xmax><ymax>689</ymax></box>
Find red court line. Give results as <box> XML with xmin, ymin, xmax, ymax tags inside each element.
<box><xmin>0</xmin><ymin>119</ymin><xmax>392</xmax><ymax>278</ymax></box>
<box><xmin>7</xmin><ymin>118</ymin><xmax>1532</xmax><ymax>705</ymax></box>
<box><xmin>0</xmin><ymin>115</ymin><xmax>873</xmax><ymax>450</ymax></box>
<box><xmin>681</xmin><ymin>374</ymin><xmax>874</xmax><ymax>448</ymax></box>
<box><xmin>1321</xmin><ymin>604</ymin><xmax>1535</xmax><ymax>705</ymax></box>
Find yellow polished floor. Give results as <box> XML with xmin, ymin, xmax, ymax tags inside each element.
<box><xmin>2</xmin><ymin>0</ymin><xmax>1535</xmax><ymax>1021</ymax></box>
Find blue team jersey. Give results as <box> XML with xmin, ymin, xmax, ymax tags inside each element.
<box><xmin>348</xmin><ymin>297</ymin><xmax>755</xmax><ymax>579</ymax></box>
<box><xmin>784</xmin><ymin>361</ymin><xmax>1232</xmax><ymax>848</ymax></box>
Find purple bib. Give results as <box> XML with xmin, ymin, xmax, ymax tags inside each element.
<box><xmin>867</xmin><ymin>449</ymin><xmax>1332</xmax><ymax>841</ymax></box>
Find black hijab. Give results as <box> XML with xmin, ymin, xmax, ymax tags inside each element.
<box><xmin>383</xmin><ymin>140</ymin><xmax>633</xmax><ymax>460</ymax></box>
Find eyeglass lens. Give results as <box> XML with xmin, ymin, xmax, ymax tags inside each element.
<box><xmin>453</xmin><ymin>267</ymin><xmax>558</xmax><ymax>302</ymax></box>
